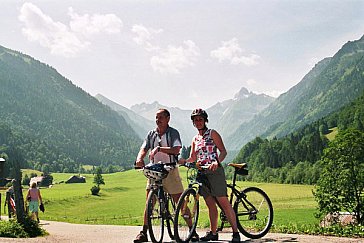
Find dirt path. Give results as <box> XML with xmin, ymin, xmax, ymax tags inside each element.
<box><xmin>0</xmin><ymin>220</ymin><xmax>362</xmax><ymax>243</ymax></box>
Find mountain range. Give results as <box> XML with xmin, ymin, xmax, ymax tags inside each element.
<box><xmin>1</xmin><ymin>34</ymin><xmax>363</xmax><ymax>173</ymax></box>
<box><xmin>97</xmin><ymin>87</ymin><xmax>275</xmax><ymax>147</ymax></box>
<box><xmin>0</xmin><ymin>45</ymin><xmax>141</xmax><ymax>172</ymax></box>
<box><xmin>226</xmin><ymin>35</ymin><xmax>364</xmax><ymax>149</ymax></box>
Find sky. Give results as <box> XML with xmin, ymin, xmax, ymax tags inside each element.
<box><xmin>1</xmin><ymin>1</ymin><xmax>363</xmax><ymax>110</ymax></box>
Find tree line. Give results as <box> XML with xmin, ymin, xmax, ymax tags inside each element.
<box><xmin>227</xmin><ymin>90</ymin><xmax>364</xmax><ymax>185</ymax></box>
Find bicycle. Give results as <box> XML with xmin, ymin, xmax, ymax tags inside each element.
<box><xmin>174</xmin><ymin>162</ymin><xmax>273</xmax><ymax>243</ymax></box>
<box><xmin>136</xmin><ymin>162</ymin><xmax>177</xmax><ymax>243</ymax></box>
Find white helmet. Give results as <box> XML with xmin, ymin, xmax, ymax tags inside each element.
<box><xmin>143</xmin><ymin>163</ymin><xmax>168</xmax><ymax>181</ymax></box>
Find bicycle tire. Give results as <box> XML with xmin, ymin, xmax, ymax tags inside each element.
<box><xmin>165</xmin><ymin>193</ymin><xmax>176</xmax><ymax>240</ymax></box>
<box><xmin>174</xmin><ymin>187</ymin><xmax>199</xmax><ymax>243</ymax></box>
<box><xmin>234</xmin><ymin>187</ymin><xmax>273</xmax><ymax>239</ymax></box>
<box><xmin>147</xmin><ymin>189</ymin><xmax>164</xmax><ymax>243</ymax></box>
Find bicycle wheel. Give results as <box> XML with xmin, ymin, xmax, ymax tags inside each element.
<box><xmin>147</xmin><ymin>189</ymin><xmax>164</xmax><ymax>243</ymax></box>
<box><xmin>174</xmin><ymin>188</ymin><xmax>199</xmax><ymax>243</ymax></box>
<box><xmin>234</xmin><ymin>187</ymin><xmax>273</xmax><ymax>239</ymax></box>
<box><xmin>166</xmin><ymin>193</ymin><xmax>176</xmax><ymax>240</ymax></box>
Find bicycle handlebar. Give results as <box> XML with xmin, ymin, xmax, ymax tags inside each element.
<box><xmin>134</xmin><ymin>161</ymin><xmax>177</xmax><ymax>170</ymax></box>
<box><xmin>182</xmin><ymin>162</ymin><xmax>210</xmax><ymax>170</ymax></box>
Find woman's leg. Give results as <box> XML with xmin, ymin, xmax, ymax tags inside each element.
<box><xmin>204</xmin><ymin>196</ymin><xmax>219</xmax><ymax>233</ymax></box>
<box><xmin>216</xmin><ymin>196</ymin><xmax>238</xmax><ymax>232</ymax></box>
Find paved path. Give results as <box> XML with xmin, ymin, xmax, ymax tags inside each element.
<box><xmin>0</xmin><ymin>220</ymin><xmax>362</xmax><ymax>242</ymax></box>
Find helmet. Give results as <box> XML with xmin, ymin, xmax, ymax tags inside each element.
<box><xmin>143</xmin><ymin>163</ymin><xmax>168</xmax><ymax>181</ymax></box>
<box><xmin>191</xmin><ymin>108</ymin><xmax>208</xmax><ymax>122</ymax></box>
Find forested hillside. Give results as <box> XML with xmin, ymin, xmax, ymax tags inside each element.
<box><xmin>227</xmin><ymin>35</ymin><xmax>364</xmax><ymax>150</ymax></box>
<box><xmin>228</xmin><ymin>90</ymin><xmax>364</xmax><ymax>184</ymax></box>
<box><xmin>0</xmin><ymin>45</ymin><xmax>141</xmax><ymax>175</ymax></box>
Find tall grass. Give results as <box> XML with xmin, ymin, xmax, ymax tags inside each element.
<box><xmin>0</xmin><ymin>168</ymin><xmax>318</xmax><ymax>228</ymax></box>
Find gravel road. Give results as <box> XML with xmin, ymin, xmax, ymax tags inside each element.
<box><xmin>0</xmin><ymin>220</ymin><xmax>362</xmax><ymax>243</ymax></box>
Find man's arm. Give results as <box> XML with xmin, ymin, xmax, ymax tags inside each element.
<box><xmin>135</xmin><ymin>147</ymin><xmax>148</xmax><ymax>168</ymax></box>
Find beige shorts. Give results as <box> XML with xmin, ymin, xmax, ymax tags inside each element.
<box><xmin>146</xmin><ymin>167</ymin><xmax>184</xmax><ymax>195</ymax></box>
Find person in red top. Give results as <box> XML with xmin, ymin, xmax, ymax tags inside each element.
<box><xmin>26</xmin><ymin>182</ymin><xmax>43</xmax><ymax>223</ymax></box>
<box><xmin>179</xmin><ymin>108</ymin><xmax>240</xmax><ymax>243</ymax></box>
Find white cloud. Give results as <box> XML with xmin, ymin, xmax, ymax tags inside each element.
<box><xmin>68</xmin><ymin>7</ymin><xmax>123</xmax><ymax>36</ymax></box>
<box><xmin>132</xmin><ymin>24</ymin><xmax>162</xmax><ymax>51</ymax></box>
<box><xmin>150</xmin><ymin>40</ymin><xmax>200</xmax><ymax>74</ymax></box>
<box><xmin>18</xmin><ymin>3</ymin><xmax>122</xmax><ymax>57</ymax></box>
<box><xmin>210</xmin><ymin>38</ymin><xmax>260</xmax><ymax>66</ymax></box>
<box><xmin>246</xmin><ymin>79</ymin><xmax>257</xmax><ymax>86</ymax></box>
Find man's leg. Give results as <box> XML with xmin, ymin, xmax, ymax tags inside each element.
<box><xmin>134</xmin><ymin>190</ymin><xmax>150</xmax><ymax>243</ymax></box>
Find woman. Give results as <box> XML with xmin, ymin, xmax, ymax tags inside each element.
<box><xmin>26</xmin><ymin>182</ymin><xmax>43</xmax><ymax>223</ymax></box>
<box><xmin>179</xmin><ymin>108</ymin><xmax>240</xmax><ymax>243</ymax></box>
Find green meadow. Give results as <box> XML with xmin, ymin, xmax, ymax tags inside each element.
<box><xmin>0</xmin><ymin>167</ymin><xmax>319</xmax><ymax>229</ymax></box>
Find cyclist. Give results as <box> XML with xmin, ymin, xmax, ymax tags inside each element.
<box><xmin>134</xmin><ymin>108</ymin><xmax>198</xmax><ymax>243</ymax></box>
<box><xmin>179</xmin><ymin>108</ymin><xmax>240</xmax><ymax>243</ymax></box>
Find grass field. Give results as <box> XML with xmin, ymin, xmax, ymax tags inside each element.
<box><xmin>0</xmin><ymin>167</ymin><xmax>319</xmax><ymax>229</ymax></box>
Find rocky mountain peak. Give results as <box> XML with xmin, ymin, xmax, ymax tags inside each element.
<box><xmin>233</xmin><ymin>87</ymin><xmax>252</xmax><ymax>100</ymax></box>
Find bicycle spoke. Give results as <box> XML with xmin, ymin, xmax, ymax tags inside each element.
<box><xmin>174</xmin><ymin>188</ymin><xmax>199</xmax><ymax>243</ymax></box>
<box><xmin>234</xmin><ymin>187</ymin><xmax>273</xmax><ymax>239</ymax></box>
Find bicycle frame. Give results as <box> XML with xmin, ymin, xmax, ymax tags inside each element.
<box><xmin>175</xmin><ymin>162</ymin><xmax>273</xmax><ymax>241</ymax></box>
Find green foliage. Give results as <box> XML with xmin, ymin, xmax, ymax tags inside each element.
<box><xmin>90</xmin><ymin>185</ymin><xmax>100</xmax><ymax>195</ymax></box>
<box><xmin>313</xmin><ymin>129</ymin><xmax>364</xmax><ymax>224</ymax></box>
<box><xmin>0</xmin><ymin>45</ymin><xmax>141</xmax><ymax>176</ymax></box>
<box><xmin>93</xmin><ymin>167</ymin><xmax>105</xmax><ymax>186</ymax></box>
<box><xmin>230</xmin><ymin>89</ymin><xmax>364</xmax><ymax>185</ymax></box>
<box><xmin>40</xmin><ymin>173</ymin><xmax>54</xmax><ymax>187</ymax></box>
<box><xmin>22</xmin><ymin>174</ymin><xmax>30</xmax><ymax>185</ymax></box>
<box><xmin>0</xmin><ymin>216</ymin><xmax>46</xmax><ymax>238</ymax></box>
<box><xmin>21</xmin><ymin>215</ymin><xmax>47</xmax><ymax>237</ymax></box>
<box><xmin>272</xmin><ymin>223</ymin><xmax>364</xmax><ymax>237</ymax></box>
<box><xmin>0</xmin><ymin>219</ymin><xmax>28</xmax><ymax>238</ymax></box>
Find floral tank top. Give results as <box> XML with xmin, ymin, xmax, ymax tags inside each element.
<box><xmin>194</xmin><ymin>129</ymin><xmax>218</xmax><ymax>165</ymax></box>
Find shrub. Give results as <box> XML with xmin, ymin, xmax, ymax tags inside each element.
<box><xmin>0</xmin><ymin>219</ymin><xmax>28</xmax><ymax>238</ymax></box>
<box><xmin>0</xmin><ymin>216</ymin><xmax>47</xmax><ymax>238</ymax></box>
<box><xmin>90</xmin><ymin>185</ymin><xmax>100</xmax><ymax>195</ymax></box>
<box><xmin>22</xmin><ymin>215</ymin><xmax>47</xmax><ymax>237</ymax></box>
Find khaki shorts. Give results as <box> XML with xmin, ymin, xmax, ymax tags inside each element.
<box><xmin>146</xmin><ymin>167</ymin><xmax>184</xmax><ymax>195</ymax></box>
<box><xmin>199</xmin><ymin>166</ymin><xmax>228</xmax><ymax>198</ymax></box>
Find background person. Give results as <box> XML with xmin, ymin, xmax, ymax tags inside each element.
<box><xmin>26</xmin><ymin>182</ymin><xmax>42</xmax><ymax>223</ymax></box>
<box><xmin>179</xmin><ymin>108</ymin><xmax>240</xmax><ymax>243</ymax></box>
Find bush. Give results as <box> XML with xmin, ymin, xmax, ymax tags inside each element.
<box><xmin>0</xmin><ymin>219</ymin><xmax>28</xmax><ymax>238</ymax></box>
<box><xmin>90</xmin><ymin>185</ymin><xmax>100</xmax><ymax>195</ymax></box>
<box><xmin>22</xmin><ymin>215</ymin><xmax>47</xmax><ymax>237</ymax></box>
<box><xmin>0</xmin><ymin>216</ymin><xmax>47</xmax><ymax>238</ymax></box>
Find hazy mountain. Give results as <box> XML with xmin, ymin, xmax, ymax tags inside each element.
<box><xmin>0</xmin><ymin>45</ymin><xmax>141</xmax><ymax>172</ymax></box>
<box><xmin>95</xmin><ymin>94</ymin><xmax>154</xmax><ymax>139</ymax></box>
<box><xmin>207</xmin><ymin>87</ymin><xmax>275</xmax><ymax>139</ymax></box>
<box><xmin>227</xmin><ymin>35</ymin><xmax>364</xmax><ymax>150</ymax></box>
<box><xmin>130</xmin><ymin>102</ymin><xmax>195</xmax><ymax>145</ymax></box>
<box><xmin>127</xmin><ymin>87</ymin><xmax>274</xmax><ymax>147</ymax></box>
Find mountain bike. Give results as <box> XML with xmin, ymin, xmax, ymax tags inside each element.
<box><xmin>174</xmin><ymin>162</ymin><xmax>273</xmax><ymax>243</ymax></box>
<box><xmin>137</xmin><ymin>162</ymin><xmax>177</xmax><ymax>243</ymax></box>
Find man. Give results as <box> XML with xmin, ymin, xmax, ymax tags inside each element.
<box><xmin>134</xmin><ymin>108</ymin><xmax>185</xmax><ymax>243</ymax></box>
